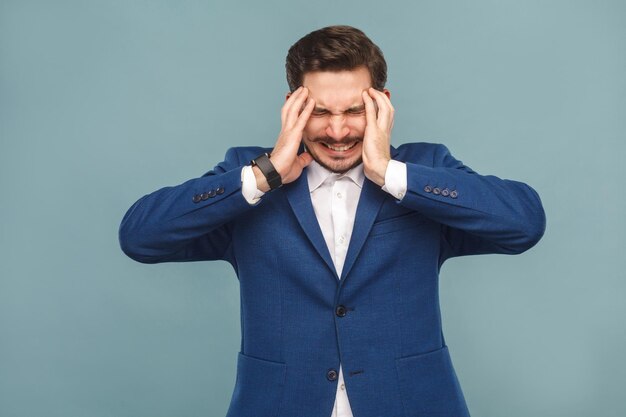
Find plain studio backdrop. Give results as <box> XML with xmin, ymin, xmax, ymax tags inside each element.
<box><xmin>1</xmin><ymin>1</ymin><xmax>624</xmax><ymax>416</ymax></box>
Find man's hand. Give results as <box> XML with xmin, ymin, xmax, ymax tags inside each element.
<box><xmin>362</xmin><ymin>87</ymin><xmax>394</xmax><ymax>187</ymax></box>
<box><xmin>253</xmin><ymin>86</ymin><xmax>315</xmax><ymax>192</ymax></box>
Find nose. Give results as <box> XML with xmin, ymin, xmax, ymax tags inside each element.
<box><xmin>325</xmin><ymin>115</ymin><xmax>350</xmax><ymax>140</ymax></box>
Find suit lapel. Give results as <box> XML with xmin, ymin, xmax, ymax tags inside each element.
<box><xmin>284</xmin><ymin>146</ymin><xmax>401</xmax><ymax>284</ymax></box>
<box><xmin>339</xmin><ymin>178</ymin><xmax>387</xmax><ymax>282</ymax></box>
<box><xmin>340</xmin><ymin>146</ymin><xmax>401</xmax><ymax>282</ymax></box>
<box><xmin>284</xmin><ymin>173</ymin><xmax>338</xmax><ymax>280</ymax></box>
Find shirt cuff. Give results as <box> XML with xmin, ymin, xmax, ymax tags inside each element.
<box><xmin>241</xmin><ymin>165</ymin><xmax>265</xmax><ymax>205</ymax></box>
<box><xmin>381</xmin><ymin>160</ymin><xmax>407</xmax><ymax>200</ymax></box>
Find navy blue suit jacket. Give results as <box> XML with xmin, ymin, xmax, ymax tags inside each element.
<box><xmin>119</xmin><ymin>142</ymin><xmax>546</xmax><ymax>417</ymax></box>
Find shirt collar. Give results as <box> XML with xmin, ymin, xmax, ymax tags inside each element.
<box><xmin>307</xmin><ymin>159</ymin><xmax>365</xmax><ymax>193</ymax></box>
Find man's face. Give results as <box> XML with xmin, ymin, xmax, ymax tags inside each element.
<box><xmin>295</xmin><ymin>66</ymin><xmax>378</xmax><ymax>173</ymax></box>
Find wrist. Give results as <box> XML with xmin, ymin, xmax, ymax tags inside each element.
<box><xmin>252</xmin><ymin>165</ymin><xmax>271</xmax><ymax>193</ymax></box>
<box><xmin>365</xmin><ymin>158</ymin><xmax>390</xmax><ymax>187</ymax></box>
<box><xmin>251</xmin><ymin>152</ymin><xmax>282</xmax><ymax>191</ymax></box>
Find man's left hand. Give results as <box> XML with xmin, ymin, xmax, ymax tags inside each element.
<box><xmin>362</xmin><ymin>87</ymin><xmax>394</xmax><ymax>187</ymax></box>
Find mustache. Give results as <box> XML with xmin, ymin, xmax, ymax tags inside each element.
<box><xmin>308</xmin><ymin>136</ymin><xmax>363</xmax><ymax>145</ymax></box>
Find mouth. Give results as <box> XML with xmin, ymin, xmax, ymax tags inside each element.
<box><xmin>320</xmin><ymin>141</ymin><xmax>359</xmax><ymax>152</ymax></box>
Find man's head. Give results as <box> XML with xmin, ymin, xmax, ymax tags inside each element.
<box><xmin>285</xmin><ymin>25</ymin><xmax>387</xmax><ymax>93</ymax></box>
<box><xmin>285</xmin><ymin>25</ymin><xmax>390</xmax><ymax>173</ymax></box>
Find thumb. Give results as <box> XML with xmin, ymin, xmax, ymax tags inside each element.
<box><xmin>298</xmin><ymin>151</ymin><xmax>313</xmax><ymax>168</ymax></box>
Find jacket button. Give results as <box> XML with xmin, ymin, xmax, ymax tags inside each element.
<box><xmin>424</xmin><ymin>185</ymin><xmax>432</xmax><ymax>193</ymax></box>
<box><xmin>450</xmin><ymin>190</ymin><xmax>458</xmax><ymax>199</ymax></box>
<box><xmin>216</xmin><ymin>186</ymin><xmax>225</xmax><ymax>195</ymax></box>
<box><xmin>201</xmin><ymin>192</ymin><xmax>210</xmax><ymax>201</ymax></box>
<box><xmin>441</xmin><ymin>188</ymin><xmax>450</xmax><ymax>197</ymax></box>
<box><xmin>335</xmin><ymin>305</ymin><xmax>347</xmax><ymax>317</ymax></box>
<box><xmin>192</xmin><ymin>194</ymin><xmax>202</xmax><ymax>203</ymax></box>
<box><xmin>433</xmin><ymin>187</ymin><xmax>441</xmax><ymax>195</ymax></box>
<box><xmin>327</xmin><ymin>369</ymin><xmax>338</xmax><ymax>381</ymax></box>
<box><xmin>207</xmin><ymin>189</ymin><xmax>217</xmax><ymax>198</ymax></box>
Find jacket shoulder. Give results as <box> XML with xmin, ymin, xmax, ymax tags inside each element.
<box><xmin>199</xmin><ymin>146</ymin><xmax>272</xmax><ymax>177</ymax></box>
<box><xmin>393</xmin><ymin>142</ymin><xmax>449</xmax><ymax>166</ymax></box>
<box><xmin>223</xmin><ymin>146</ymin><xmax>273</xmax><ymax>165</ymax></box>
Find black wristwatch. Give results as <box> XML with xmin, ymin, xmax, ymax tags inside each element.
<box><xmin>251</xmin><ymin>152</ymin><xmax>282</xmax><ymax>190</ymax></box>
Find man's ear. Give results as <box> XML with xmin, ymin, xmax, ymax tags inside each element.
<box><xmin>286</xmin><ymin>92</ymin><xmax>291</xmax><ymax>102</ymax></box>
<box><xmin>383</xmin><ymin>88</ymin><xmax>391</xmax><ymax>100</ymax></box>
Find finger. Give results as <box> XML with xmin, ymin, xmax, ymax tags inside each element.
<box><xmin>368</xmin><ymin>87</ymin><xmax>392</xmax><ymax>108</ymax></box>
<box><xmin>362</xmin><ymin>90</ymin><xmax>377</xmax><ymax>127</ymax></box>
<box><xmin>297</xmin><ymin>151</ymin><xmax>313</xmax><ymax>168</ymax></box>
<box><xmin>285</xmin><ymin>87</ymin><xmax>310</xmax><ymax>127</ymax></box>
<box><xmin>281</xmin><ymin>86</ymin><xmax>303</xmax><ymax>123</ymax></box>
<box><xmin>293</xmin><ymin>97</ymin><xmax>315</xmax><ymax>131</ymax></box>
<box><xmin>369</xmin><ymin>88</ymin><xmax>393</xmax><ymax>128</ymax></box>
<box><xmin>276</xmin><ymin>98</ymin><xmax>314</xmax><ymax>155</ymax></box>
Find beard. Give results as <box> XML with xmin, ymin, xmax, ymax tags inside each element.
<box><xmin>304</xmin><ymin>135</ymin><xmax>364</xmax><ymax>174</ymax></box>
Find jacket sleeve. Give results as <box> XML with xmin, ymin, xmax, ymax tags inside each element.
<box><xmin>118</xmin><ymin>147</ymin><xmax>254</xmax><ymax>265</ymax></box>
<box><xmin>398</xmin><ymin>144</ymin><xmax>546</xmax><ymax>261</ymax></box>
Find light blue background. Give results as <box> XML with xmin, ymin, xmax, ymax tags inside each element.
<box><xmin>1</xmin><ymin>1</ymin><xmax>625</xmax><ymax>416</ymax></box>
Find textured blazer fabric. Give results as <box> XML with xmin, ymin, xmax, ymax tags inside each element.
<box><xmin>119</xmin><ymin>142</ymin><xmax>546</xmax><ymax>417</ymax></box>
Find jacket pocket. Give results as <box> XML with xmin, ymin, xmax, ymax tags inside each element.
<box><xmin>395</xmin><ymin>346</ymin><xmax>471</xmax><ymax>417</ymax></box>
<box><xmin>226</xmin><ymin>352</ymin><xmax>287</xmax><ymax>417</ymax></box>
<box><xmin>369</xmin><ymin>212</ymin><xmax>428</xmax><ymax>237</ymax></box>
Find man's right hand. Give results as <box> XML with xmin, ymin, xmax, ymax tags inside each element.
<box><xmin>253</xmin><ymin>86</ymin><xmax>315</xmax><ymax>192</ymax></box>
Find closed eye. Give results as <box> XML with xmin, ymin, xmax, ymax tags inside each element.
<box><xmin>311</xmin><ymin>106</ymin><xmax>365</xmax><ymax>117</ymax></box>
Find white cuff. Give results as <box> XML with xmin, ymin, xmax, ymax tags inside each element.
<box><xmin>381</xmin><ymin>160</ymin><xmax>407</xmax><ymax>200</ymax></box>
<box><xmin>241</xmin><ymin>165</ymin><xmax>265</xmax><ymax>205</ymax></box>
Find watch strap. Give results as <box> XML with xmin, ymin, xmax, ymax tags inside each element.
<box><xmin>251</xmin><ymin>152</ymin><xmax>282</xmax><ymax>190</ymax></box>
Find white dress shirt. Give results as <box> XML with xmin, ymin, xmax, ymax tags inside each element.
<box><xmin>241</xmin><ymin>159</ymin><xmax>407</xmax><ymax>417</ymax></box>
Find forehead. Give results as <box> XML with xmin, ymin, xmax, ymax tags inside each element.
<box><xmin>302</xmin><ymin>66</ymin><xmax>372</xmax><ymax>109</ymax></box>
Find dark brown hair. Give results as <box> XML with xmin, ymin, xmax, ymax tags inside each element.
<box><xmin>285</xmin><ymin>25</ymin><xmax>387</xmax><ymax>92</ymax></box>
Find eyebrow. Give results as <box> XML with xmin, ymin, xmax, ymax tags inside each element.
<box><xmin>313</xmin><ymin>104</ymin><xmax>366</xmax><ymax>113</ymax></box>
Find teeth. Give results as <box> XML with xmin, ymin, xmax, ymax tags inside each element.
<box><xmin>323</xmin><ymin>142</ymin><xmax>356</xmax><ymax>152</ymax></box>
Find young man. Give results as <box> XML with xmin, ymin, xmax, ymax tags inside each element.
<box><xmin>119</xmin><ymin>25</ymin><xmax>546</xmax><ymax>417</ymax></box>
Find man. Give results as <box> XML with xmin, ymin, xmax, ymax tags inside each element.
<box><xmin>119</xmin><ymin>25</ymin><xmax>545</xmax><ymax>417</ymax></box>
